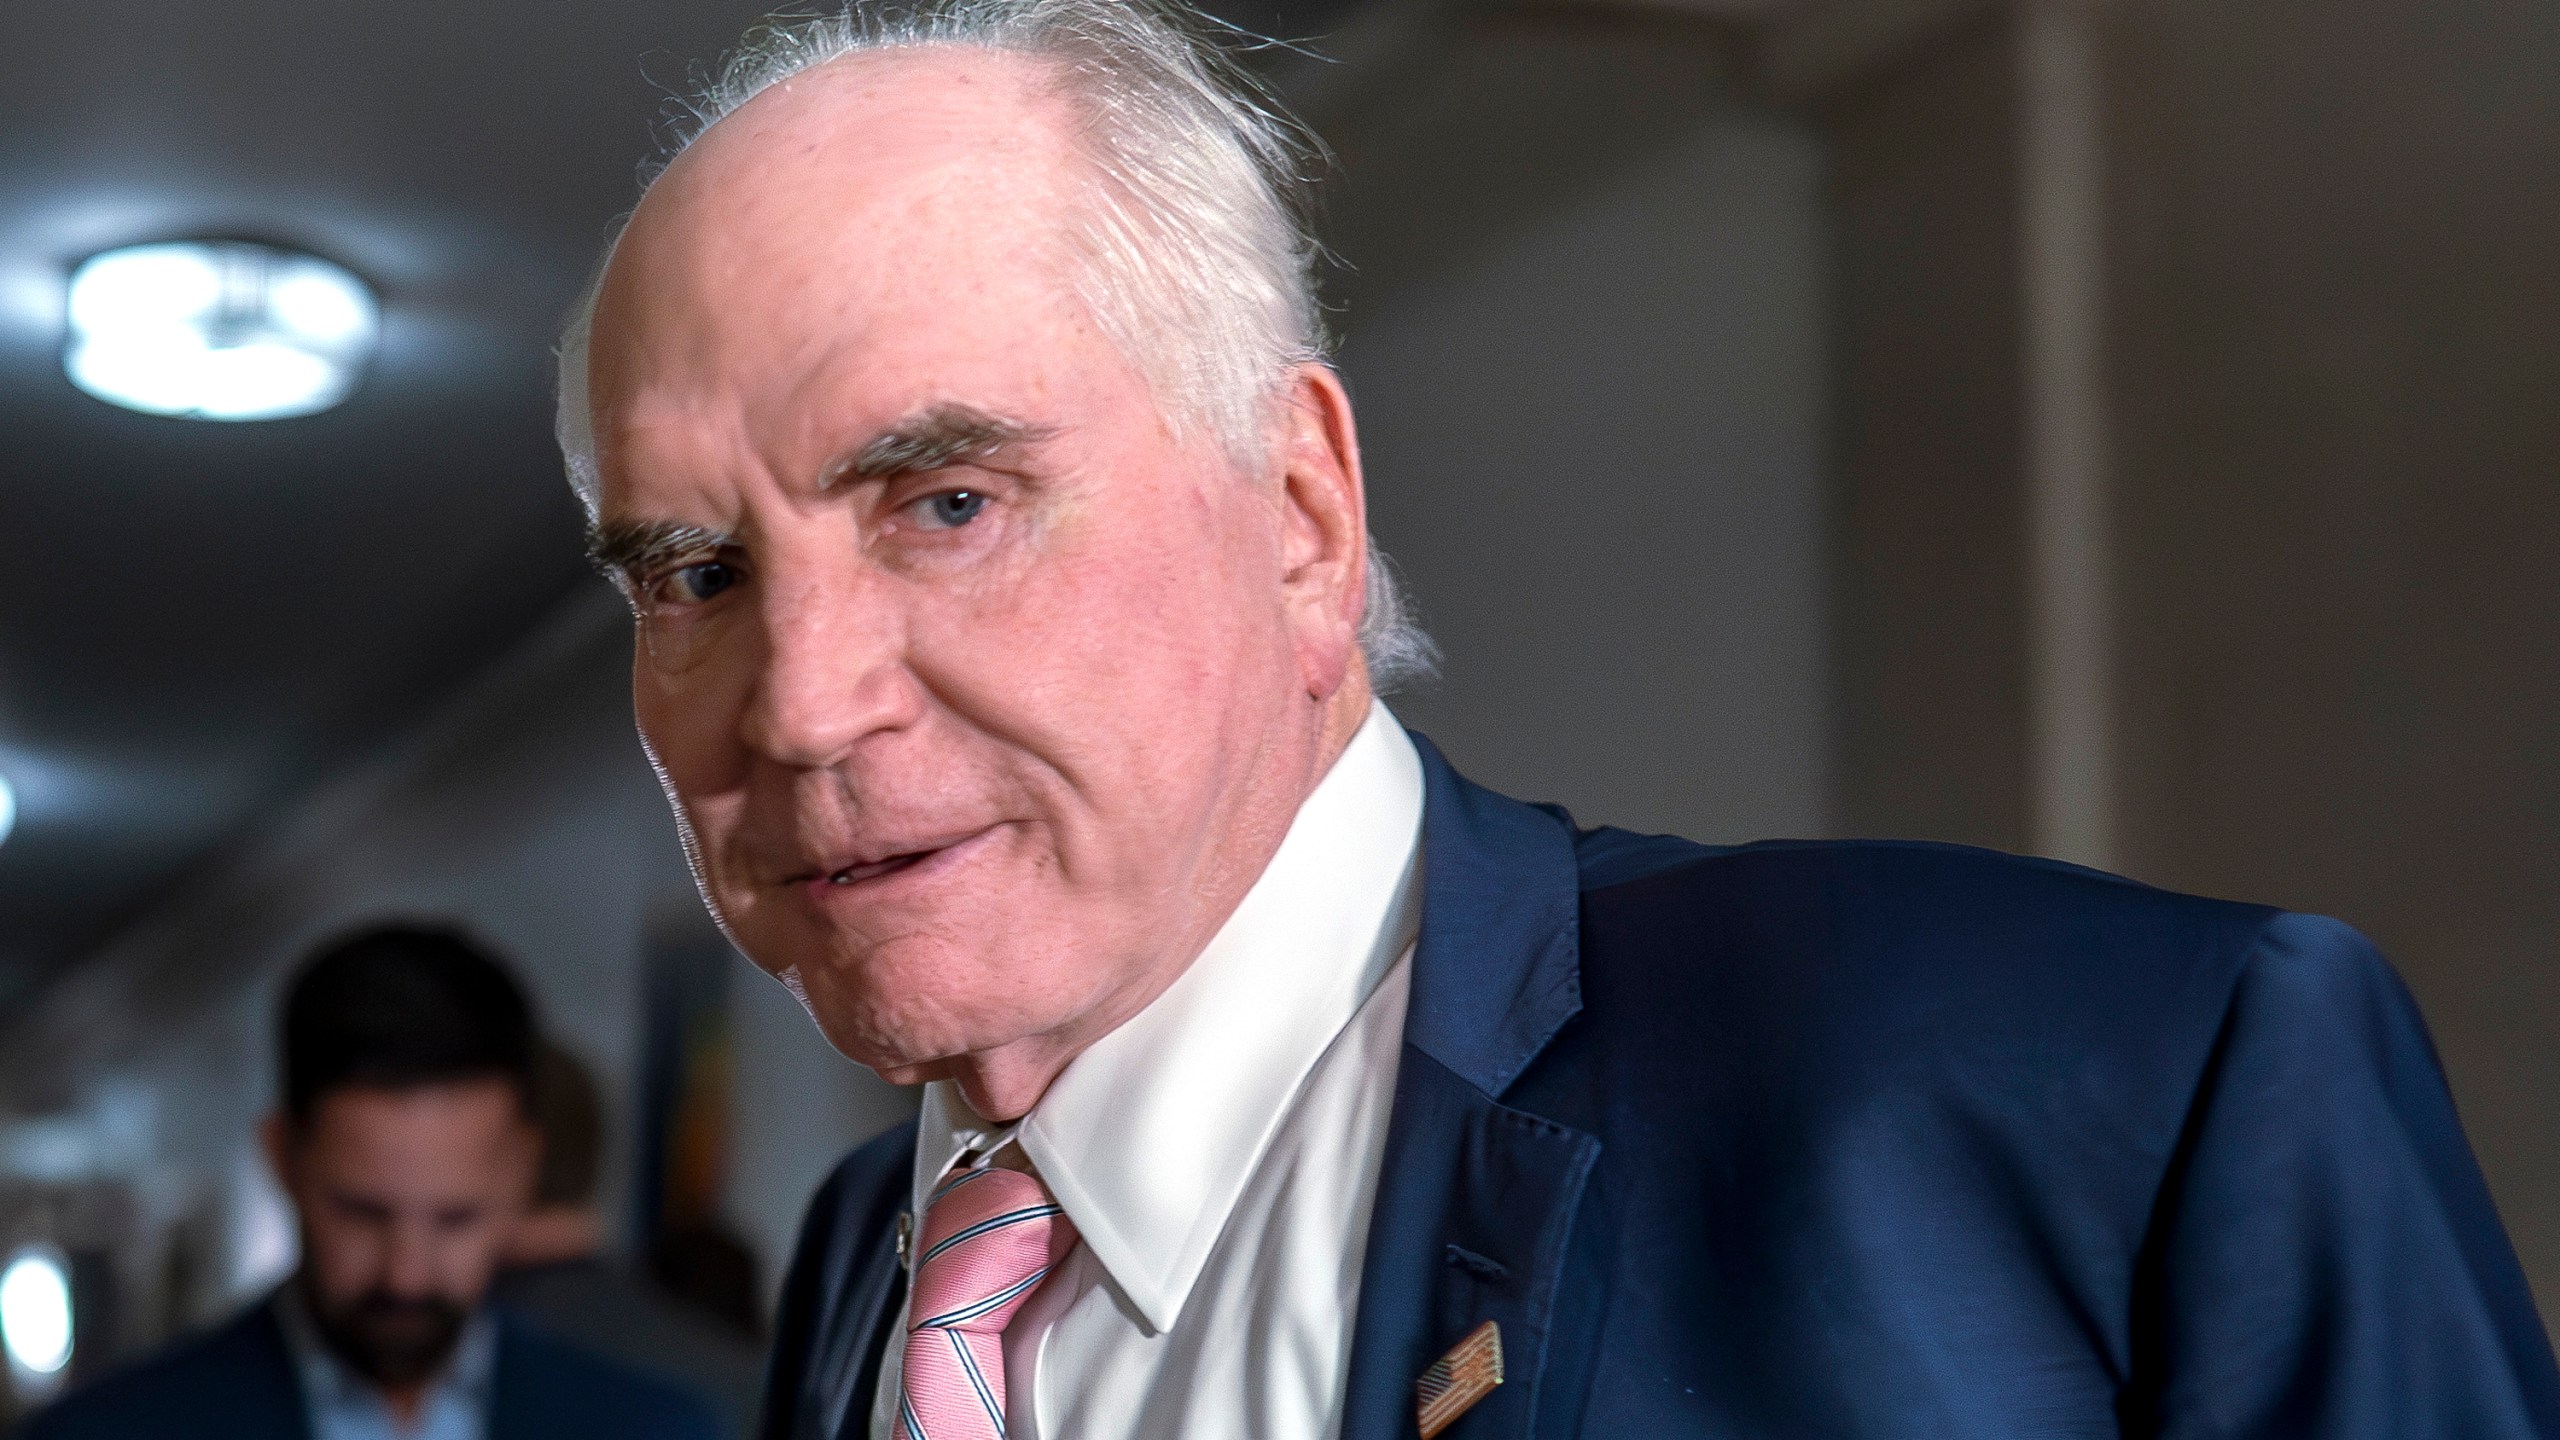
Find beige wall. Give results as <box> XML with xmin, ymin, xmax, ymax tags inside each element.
<box><xmin>2104</xmin><ymin>0</ymin><xmax>2560</xmax><ymax>1318</ymax></box>
<box><xmin>1823</xmin><ymin>15</ymin><xmax>2032</xmax><ymax>852</ymax></box>
<box><xmin>1329</xmin><ymin>13</ymin><xmax>1835</xmax><ymax>842</ymax></box>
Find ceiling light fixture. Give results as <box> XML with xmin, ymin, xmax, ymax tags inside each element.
<box><xmin>0</xmin><ymin>770</ymin><xmax>14</xmax><ymax>847</ymax></box>
<box><xmin>0</xmin><ymin>1246</ymin><xmax>72</xmax><ymax>1381</ymax></box>
<box><xmin>64</xmin><ymin>241</ymin><xmax>378</xmax><ymax>421</ymax></box>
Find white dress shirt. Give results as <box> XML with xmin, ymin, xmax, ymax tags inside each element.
<box><xmin>870</xmin><ymin>701</ymin><xmax>1426</xmax><ymax>1440</ymax></box>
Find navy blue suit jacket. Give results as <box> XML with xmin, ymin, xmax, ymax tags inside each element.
<box><xmin>759</xmin><ymin>736</ymin><xmax>2560</xmax><ymax>1438</ymax></box>
<box><xmin>19</xmin><ymin>1292</ymin><xmax>721</xmax><ymax>1440</ymax></box>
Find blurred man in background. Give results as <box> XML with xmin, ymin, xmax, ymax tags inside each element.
<box><xmin>19</xmin><ymin>926</ymin><xmax>717</xmax><ymax>1440</ymax></box>
<box><xmin>490</xmin><ymin>1040</ymin><xmax>764</xmax><ymax>1439</ymax></box>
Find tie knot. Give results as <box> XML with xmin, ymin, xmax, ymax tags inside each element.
<box><xmin>908</xmin><ymin>1165</ymin><xmax>1077</xmax><ymax>1336</ymax></box>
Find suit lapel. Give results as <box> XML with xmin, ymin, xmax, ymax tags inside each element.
<box><xmin>240</xmin><ymin>1299</ymin><xmax>319</xmax><ymax>1439</ymax></box>
<box><xmin>487</xmin><ymin>1323</ymin><xmax>535</xmax><ymax>1440</ymax></box>
<box><xmin>1341</xmin><ymin>736</ymin><xmax>1604</xmax><ymax>1440</ymax></box>
<box><xmin>802</xmin><ymin>1208</ymin><xmax>908</xmax><ymax>1440</ymax></box>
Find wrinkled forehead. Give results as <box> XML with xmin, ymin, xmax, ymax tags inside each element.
<box><xmin>586</xmin><ymin>48</ymin><xmax>1091</xmax><ymax>440</ymax></box>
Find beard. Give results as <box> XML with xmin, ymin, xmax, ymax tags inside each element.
<box><xmin>304</xmin><ymin>1278</ymin><xmax>470</xmax><ymax>1390</ymax></box>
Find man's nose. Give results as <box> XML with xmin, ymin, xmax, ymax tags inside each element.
<box><xmin>740</xmin><ymin>562</ymin><xmax>923</xmax><ymax>768</ymax></box>
<box><xmin>381</xmin><ymin>1225</ymin><xmax>439</xmax><ymax>1297</ymax></box>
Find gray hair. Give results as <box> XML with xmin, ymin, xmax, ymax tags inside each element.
<box><xmin>555</xmin><ymin>0</ymin><xmax>1436</xmax><ymax>691</ymax></box>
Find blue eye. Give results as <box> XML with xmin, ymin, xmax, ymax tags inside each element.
<box><xmin>670</xmin><ymin>560</ymin><xmax>737</xmax><ymax>602</ymax></box>
<box><xmin>917</xmin><ymin>490</ymin><xmax>988</xmax><ymax>530</ymax></box>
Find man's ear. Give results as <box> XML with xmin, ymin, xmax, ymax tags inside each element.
<box><xmin>1273</xmin><ymin>362</ymin><xmax>1369</xmax><ymax>700</ymax></box>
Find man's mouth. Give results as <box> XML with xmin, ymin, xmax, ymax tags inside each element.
<box><xmin>824</xmin><ymin>849</ymin><xmax>936</xmax><ymax>886</ymax></box>
<box><xmin>795</xmin><ymin>829</ymin><xmax>990</xmax><ymax>892</ymax></box>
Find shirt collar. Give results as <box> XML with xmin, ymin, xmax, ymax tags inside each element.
<box><xmin>273</xmin><ymin>1281</ymin><xmax>498</xmax><ymax>1431</ymax></box>
<box><xmin>911</xmin><ymin>701</ymin><xmax>1425</xmax><ymax>1332</ymax></box>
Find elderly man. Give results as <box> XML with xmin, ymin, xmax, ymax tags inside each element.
<box><xmin>560</xmin><ymin>3</ymin><xmax>2559</xmax><ymax>1437</ymax></box>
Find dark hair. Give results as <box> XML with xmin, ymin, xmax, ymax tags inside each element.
<box><xmin>280</xmin><ymin>924</ymin><xmax>537</xmax><ymax>1121</ymax></box>
<box><xmin>529</xmin><ymin>1038</ymin><xmax>606</xmax><ymax>1208</ymax></box>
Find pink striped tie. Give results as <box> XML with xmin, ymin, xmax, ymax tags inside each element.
<box><xmin>893</xmin><ymin>1165</ymin><xmax>1076</xmax><ymax>1440</ymax></box>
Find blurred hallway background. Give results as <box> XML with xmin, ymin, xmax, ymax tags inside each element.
<box><xmin>2</xmin><ymin>0</ymin><xmax>2556</xmax><ymax>1413</ymax></box>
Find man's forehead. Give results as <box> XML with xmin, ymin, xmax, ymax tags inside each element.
<box><xmin>305</xmin><ymin>1080</ymin><xmax>525</xmax><ymax>1135</ymax></box>
<box><xmin>614</xmin><ymin>46</ymin><xmax>1078</xmax><ymax>282</ymax></box>
<box><xmin>586</xmin><ymin>46</ymin><xmax>1090</xmax><ymax>451</ymax></box>
<box><xmin>589</xmin><ymin>334</ymin><xmax>1070</xmax><ymax>510</ymax></box>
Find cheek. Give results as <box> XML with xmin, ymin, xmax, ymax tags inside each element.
<box><xmin>636</xmin><ymin>654</ymin><xmax>732</xmax><ymax>778</ymax></box>
<box><xmin>636</xmin><ymin>661</ymin><xmax>752</xmax><ymax>846</ymax></box>
<box><xmin>302</xmin><ymin>1216</ymin><xmax>380</xmax><ymax>1289</ymax></box>
<box><xmin>443</xmin><ymin>1220</ymin><xmax>509</xmax><ymax>1278</ymax></box>
<box><xmin>980</xmin><ymin>485</ymin><xmax>1280</xmax><ymax>698</ymax></box>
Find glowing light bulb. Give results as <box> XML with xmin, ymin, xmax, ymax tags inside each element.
<box><xmin>64</xmin><ymin>242</ymin><xmax>377</xmax><ymax>421</ymax></box>
<box><xmin>0</xmin><ymin>1248</ymin><xmax>72</xmax><ymax>1377</ymax></box>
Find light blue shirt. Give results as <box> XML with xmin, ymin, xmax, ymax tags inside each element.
<box><xmin>273</xmin><ymin>1286</ymin><xmax>498</xmax><ymax>1440</ymax></box>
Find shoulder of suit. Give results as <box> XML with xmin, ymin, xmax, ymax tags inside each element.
<box><xmin>1563</xmin><ymin>826</ymin><xmax>2316</xmax><ymax>1040</ymax></box>
<box><xmin>1576</xmin><ymin>825</ymin><xmax>2278</xmax><ymax>940</ymax></box>
<box><xmin>495</xmin><ymin>1317</ymin><xmax>724</xmax><ymax>1438</ymax></box>
<box><xmin>17</xmin><ymin>1302</ymin><xmax>293</xmax><ymax>1437</ymax></box>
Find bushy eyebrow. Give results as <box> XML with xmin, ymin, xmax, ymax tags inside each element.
<box><xmin>584</xmin><ymin>405</ymin><xmax>1047</xmax><ymax>578</ymax></box>
<box><xmin>585</xmin><ymin>519</ymin><xmax>730</xmax><ymax>580</ymax></box>
<box><xmin>842</xmin><ymin>403</ymin><xmax>1054</xmax><ymax>480</ymax></box>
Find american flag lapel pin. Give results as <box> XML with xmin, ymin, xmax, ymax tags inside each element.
<box><xmin>1415</xmin><ymin>1320</ymin><xmax>1503</xmax><ymax>1438</ymax></box>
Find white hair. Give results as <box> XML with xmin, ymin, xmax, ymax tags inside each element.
<box><xmin>555</xmin><ymin>0</ymin><xmax>1437</xmax><ymax>690</ymax></box>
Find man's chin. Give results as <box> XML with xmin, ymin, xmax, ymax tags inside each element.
<box><xmin>734</xmin><ymin>896</ymin><xmax>1115</xmax><ymax>1084</ymax></box>
<box><xmin>802</xmin><ymin>981</ymin><xmax>1053</xmax><ymax>1086</ymax></box>
<box><xmin>313</xmin><ymin>1294</ymin><xmax>469</xmax><ymax>1389</ymax></box>
<box><xmin>865</xmin><ymin>1054</ymin><xmax>962</xmax><ymax>1087</ymax></box>
<box><xmin>749</xmin><ymin>927</ymin><xmax>1004</xmax><ymax>1045</ymax></box>
<box><xmin>811</xmin><ymin>1002</ymin><xmax>988</xmax><ymax>1080</ymax></box>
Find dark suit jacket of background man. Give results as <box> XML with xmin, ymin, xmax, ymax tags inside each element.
<box><xmin>762</xmin><ymin>734</ymin><xmax>2560</xmax><ymax>1439</ymax></box>
<box><xmin>490</xmin><ymin>1256</ymin><xmax>767</xmax><ymax>1440</ymax></box>
<box><xmin>18</xmin><ymin>1290</ymin><xmax>721</xmax><ymax>1440</ymax></box>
